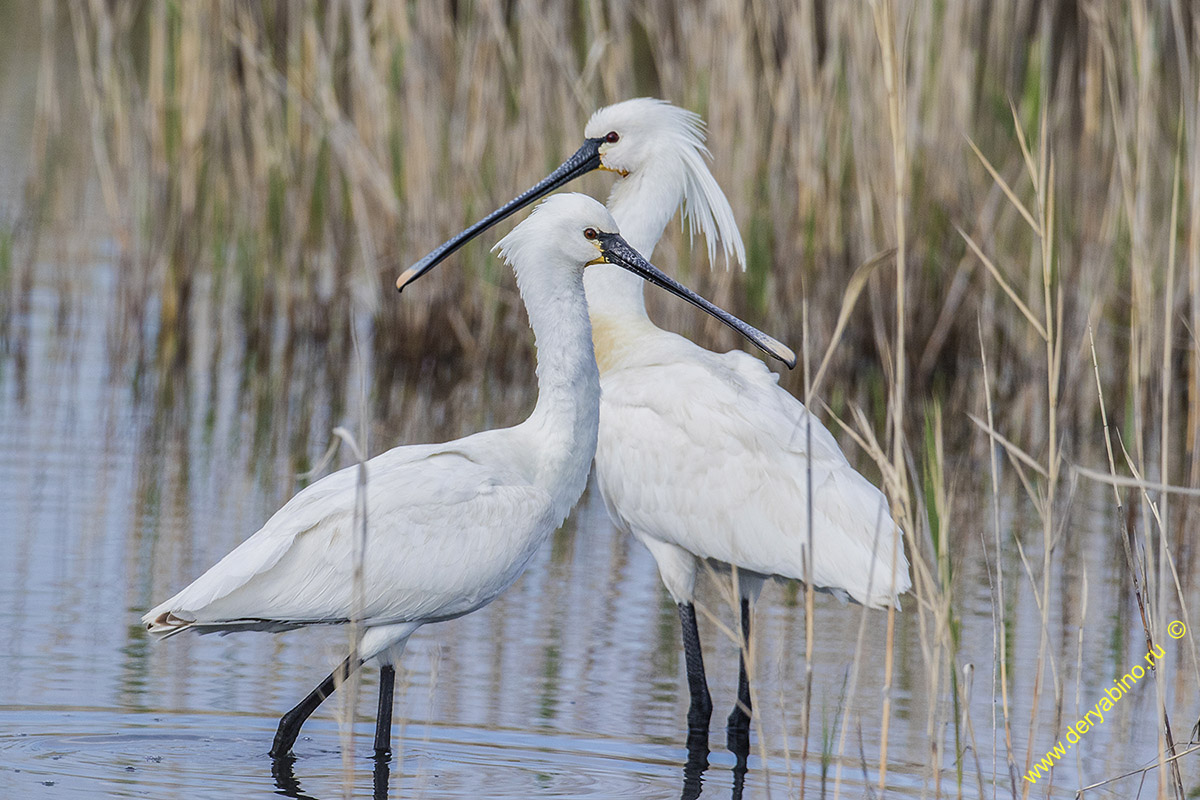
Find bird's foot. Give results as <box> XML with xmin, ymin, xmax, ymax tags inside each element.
<box><xmin>270</xmin><ymin>721</ymin><xmax>301</xmax><ymax>760</ymax></box>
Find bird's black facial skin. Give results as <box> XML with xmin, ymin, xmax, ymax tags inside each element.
<box><xmin>396</xmin><ymin>137</ymin><xmax>606</xmax><ymax>292</ymax></box>
<box><xmin>595</xmin><ymin>232</ymin><xmax>796</xmax><ymax>369</ymax></box>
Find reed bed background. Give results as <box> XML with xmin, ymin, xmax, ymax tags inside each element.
<box><xmin>5</xmin><ymin>0</ymin><xmax>1200</xmax><ymax>797</ymax></box>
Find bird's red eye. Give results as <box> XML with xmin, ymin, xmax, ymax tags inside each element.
<box><xmin>605</xmin><ymin>131</ymin><xmax>619</xmax><ymax>144</ymax></box>
<box><xmin>584</xmin><ymin>228</ymin><xmax>598</xmax><ymax>240</ymax></box>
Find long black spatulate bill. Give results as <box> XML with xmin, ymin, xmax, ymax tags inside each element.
<box><xmin>397</xmin><ymin>138</ymin><xmax>605</xmax><ymax>292</ymax></box>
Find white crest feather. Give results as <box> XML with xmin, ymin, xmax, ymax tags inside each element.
<box><xmin>671</xmin><ymin>108</ymin><xmax>747</xmax><ymax>272</ymax></box>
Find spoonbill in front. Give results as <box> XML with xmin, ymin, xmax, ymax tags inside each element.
<box><xmin>400</xmin><ymin>98</ymin><xmax>912</xmax><ymax>753</ymax></box>
<box><xmin>143</xmin><ymin>192</ymin><xmax>793</xmax><ymax>760</ymax></box>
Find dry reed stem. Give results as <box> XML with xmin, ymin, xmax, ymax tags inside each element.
<box><xmin>326</xmin><ymin>424</ymin><xmax>369</xmax><ymax>791</ymax></box>
<box><xmin>1113</xmin><ymin>442</ymin><xmax>1187</xmax><ymax>799</ymax></box>
<box><xmin>867</xmin><ymin>0</ymin><xmax>910</xmax><ymax>789</ymax></box>
<box><xmin>979</xmin><ymin>320</ymin><xmax>1018</xmax><ymax>797</ymax></box>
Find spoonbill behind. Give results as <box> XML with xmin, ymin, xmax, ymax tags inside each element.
<box><xmin>143</xmin><ymin>193</ymin><xmax>792</xmax><ymax>759</ymax></box>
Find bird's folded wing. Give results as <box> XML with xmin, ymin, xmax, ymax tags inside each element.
<box><xmin>143</xmin><ymin>441</ymin><xmax>545</xmax><ymax>632</ymax></box>
<box><xmin>596</xmin><ymin>349</ymin><xmax>909</xmax><ymax>605</ymax></box>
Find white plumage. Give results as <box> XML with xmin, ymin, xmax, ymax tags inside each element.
<box><xmin>594</xmin><ymin>346</ymin><xmax>905</xmax><ymax>608</ymax></box>
<box><xmin>146</xmin><ymin>440</ymin><xmax>558</xmax><ymax>651</ymax></box>
<box><xmin>401</xmin><ymin>98</ymin><xmax>911</xmax><ymax>754</ymax></box>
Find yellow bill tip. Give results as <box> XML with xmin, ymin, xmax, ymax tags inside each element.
<box><xmin>396</xmin><ymin>267</ymin><xmax>419</xmax><ymax>292</ymax></box>
<box><xmin>768</xmin><ymin>338</ymin><xmax>797</xmax><ymax>369</ymax></box>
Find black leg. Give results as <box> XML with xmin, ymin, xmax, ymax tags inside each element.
<box><xmin>271</xmin><ymin>656</ymin><xmax>361</xmax><ymax>758</ymax></box>
<box><xmin>678</xmin><ymin>602</ymin><xmax>713</xmax><ymax>748</ymax></box>
<box><xmin>373</xmin><ymin>664</ymin><xmax>396</xmax><ymax>757</ymax></box>
<box><xmin>726</xmin><ymin>597</ymin><xmax>752</xmax><ymax>753</ymax></box>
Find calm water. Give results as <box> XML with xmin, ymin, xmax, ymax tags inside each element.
<box><xmin>2</xmin><ymin>17</ymin><xmax>1198</xmax><ymax>800</ymax></box>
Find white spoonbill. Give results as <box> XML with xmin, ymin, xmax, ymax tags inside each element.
<box><xmin>143</xmin><ymin>192</ymin><xmax>793</xmax><ymax>759</ymax></box>
<box><xmin>400</xmin><ymin>98</ymin><xmax>911</xmax><ymax>752</ymax></box>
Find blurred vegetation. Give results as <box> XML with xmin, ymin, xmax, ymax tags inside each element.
<box><xmin>0</xmin><ymin>4</ymin><xmax>1180</xmax><ymax>423</ymax></box>
<box><xmin>9</xmin><ymin>1</ymin><xmax>1189</xmax><ymax>464</ymax></box>
<box><xmin>4</xmin><ymin>2</ymin><xmax>1199</xmax><ymax>792</ymax></box>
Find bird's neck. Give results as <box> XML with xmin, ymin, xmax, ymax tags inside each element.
<box><xmin>520</xmin><ymin>267</ymin><xmax>602</xmax><ymax>520</ymax></box>
<box><xmin>582</xmin><ymin>163</ymin><xmax>681</xmax><ymax>327</ymax></box>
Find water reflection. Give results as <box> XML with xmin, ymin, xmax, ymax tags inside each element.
<box><xmin>371</xmin><ymin>754</ymin><xmax>391</xmax><ymax>800</ymax></box>
<box><xmin>677</xmin><ymin>733</ymin><xmax>751</xmax><ymax>800</ymax></box>
<box><xmin>680</xmin><ymin>742</ymin><xmax>709</xmax><ymax>800</ymax></box>
<box><xmin>272</xmin><ymin>755</ymin><xmax>321</xmax><ymax>800</ymax></box>
<box><xmin>271</xmin><ymin>753</ymin><xmax>393</xmax><ymax>800</ymax></box>
<box><xmin>267</xmin><ymin>735</ymin><xmax>742</xmax><ymax>800</ymax></box>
